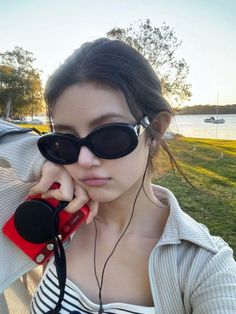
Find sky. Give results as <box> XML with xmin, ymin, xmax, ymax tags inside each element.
<box><xmin>0</xmin><ymin>0</ymin><xmax>235</xmax><ymax>106</ymax></box>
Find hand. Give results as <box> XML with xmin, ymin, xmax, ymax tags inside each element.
<box><xmin>64</xmin><ymin>183</ymin><xmax>98</xmax><ymax>224</ymax></box>
<box><xmin>29</xmin><ymin>161</ymin><xmax>74</xmax><ymax>201</ymax></box>
<box><xmin>29</xmin><ymin>161</ymin><xmax>98</xmax><ymax>224</ymax></box>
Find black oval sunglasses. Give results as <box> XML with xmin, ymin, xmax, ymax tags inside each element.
<box><xmin>37</xmin><ymin>117</ymin><xmax>150</xmax><ymax>164</ymax></box>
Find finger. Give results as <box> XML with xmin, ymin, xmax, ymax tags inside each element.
<box><xmin>29</xmin><ymin>178</ymin><xmax>68</xmax><ymax>200</ymax></box>
<box><xmin>64</xmin><ymin>184</ymin><xmax>90</xmax><ymax>213</ymax></box>
<box><xmin>57</xmin><ymin>172</ymin><xmax>74</xmax><ymax>201</ymax></box>
<box><xmin>29</xmin><ymin>161</ymin><xmax>74</xmax><ymax>200</ymax></box>
<box><xmin>28</xmin><ymin>162</ymin><xmax>60</xmax><ymax>195</ymax></box>
<box><xmin>64</xmin><ymin>194</ymin><xmax>90</xmax><ymax>213</ymax></box>
<box><xmin>29</xmin><ymin>177</ymin><xmax>54</xmax><ymax>195</ymax></box>
<box><xmin>86</xmin><ymin>200</ymin><xmax>99</xmax><ymax>224</ymax></box>
<box><xmin>40</xmin><ymin>173</ymin><xmax>74</xmax><ymax>201</ymax></box>
<box><xmin>40</xmin><ymin>189</ymin><xmax>66</xmax><ymax>201</ymax></box>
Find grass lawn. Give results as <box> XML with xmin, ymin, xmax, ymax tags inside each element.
<box><xmin>19</xmin><ymin>123</ymin><xmax>50</xmax><ymax>133</ymax></box>
<box><xmin>153</xmin><ymin>136</ymin><xmax>236</xmax><ymax>257</ymax></box>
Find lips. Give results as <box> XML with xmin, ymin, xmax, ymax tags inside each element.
<box><xmin>81</xmin><ymin>176</ymin><xmax>110</xmax><ymax>187</ymax></box>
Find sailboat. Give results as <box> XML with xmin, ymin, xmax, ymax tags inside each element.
<box><xmin>204</xmin><ymin>93</ymin><xmax>225</xmax><ymax>124</ymax></box>
<box><xmin>212</xmin><ymin>117</ymin><xmax>225</xmax><ymax>124</ymax></box>
<box><xmin>204</xmin><ymin>116</ymin><xmax>225</xmax><ymax>123</ymax></box>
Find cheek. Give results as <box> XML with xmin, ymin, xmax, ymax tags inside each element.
<box><xmin>116</xmin><ymin>141</ymin><xmax>150</xmax><ymax>180</ymax></box>
<box><xmin>63</xmin><ymin>165</ymin><xmax>78</xmax><ymax>181</ymax></box>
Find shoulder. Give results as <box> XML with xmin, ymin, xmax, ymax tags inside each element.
<box><xmin>151</xmin><ymin>184</ymin><xmax>235</xmax><ymax>273</ymax></box>
<box><xmin>0</xmin><ymin>119</ymin><xmax>33</xmax><ymax>140</ymax></box>
<box><xmin>152</xmin><ymin>184</ymin><xmax>231</xmax><ymax>254</ymax></box>
<box><xmin>151</xmin><ymin>185</ymin><xmax>236</xmax><ymax>312</ymax></box>
<box><xmin>0</xmin><ymin>119</ymin><xmax>44</xmax><ymax>181</ymax></box>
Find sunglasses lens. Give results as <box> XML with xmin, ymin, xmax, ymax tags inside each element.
<box><xmin>91</xmin><ymin>125</ymin><xmax>138</xmax><ymax>158</ymax></box>
<box><xmin>38</xmin><ymin>135</ymin><xmax>78</xmax><ymax>164</ymax></box>
<box><xmin>38</xmin><ymin>124</ymin><xmax>139</xmax><ymax>163</ymax></box>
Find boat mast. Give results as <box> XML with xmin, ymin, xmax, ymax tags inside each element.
<box><xmin>216</xmin><ymin>91</ymin><xmax>219</xmax><ymax>117</ymax></box>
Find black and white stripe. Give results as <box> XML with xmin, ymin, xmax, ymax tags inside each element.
<box><xmin>30</xmin><ymin>260</ymin><xmax>155</xmax><ymax>314</ymax></box>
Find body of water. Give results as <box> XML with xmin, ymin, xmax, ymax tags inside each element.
<box><xmin>169</xmin><ymin>114</ymin><xmax>236</xmax><ymax>140</ymax></box>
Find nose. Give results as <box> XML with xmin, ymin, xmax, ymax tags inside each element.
<box><xmin>77</xmin><ymin>146</ymin><xmax>100</xmax><ymax>168</ymax></box>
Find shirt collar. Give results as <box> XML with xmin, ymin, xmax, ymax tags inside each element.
<box><xmin>152</xmin><ymin>185</ymin><xmax>218</xmax><ymax>253</ymax></box>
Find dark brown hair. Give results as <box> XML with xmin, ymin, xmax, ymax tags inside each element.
<box><xmin>44</xmin><ymin>38</ymin><xmax>186</xmax><ymax>176</ymax></box>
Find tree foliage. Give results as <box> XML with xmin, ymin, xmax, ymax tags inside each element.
<box><xmin>0</xmin><ymin>46</ymin><xmax>44</xmax><ymax>118</ymax></box>
<box><xmin>175</xmin><ymin>104</ymin><xmax>236</xmax><ymax>115</ymax></box>
<box><xmin>107</xmin><ymin>19</ymin><xmax>192</xmax><ymax>106</ymax></box>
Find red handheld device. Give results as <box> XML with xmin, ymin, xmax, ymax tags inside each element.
<box><xmin>2</xmin><ymin>183</ymin><xmax>89</xmax><ymax>264</ymax></box>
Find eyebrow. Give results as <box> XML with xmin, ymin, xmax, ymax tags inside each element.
<box><xmin>88</xmin><ymin>113</ymin><xmax>133</xmax><ymax>128</ymax></box>
<box><xmin>53</xmin><ymin>113</ymin><xmax>134</xmax><ymax>133</ymax></box>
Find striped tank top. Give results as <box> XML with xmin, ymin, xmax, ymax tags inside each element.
<box><xmin>30</xmin><ymin>259</ymin><xmax>155</xmax><ymax>314</ymax></box>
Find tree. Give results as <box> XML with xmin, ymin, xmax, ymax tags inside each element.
<box><xmin>0</xmin><ymin>46</ymin><xmax>44</xmax><ymax>119</ymax></box>
<box><xmin>107</xmin><ymin>19</ymin><xmax>192</xmax><ymax>106</ymax></box>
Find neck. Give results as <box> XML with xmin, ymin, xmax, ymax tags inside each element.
<box><xmin>95</xmin><ymin>177</ymin><xmax>162</xmax><ymax>233</ymax></box>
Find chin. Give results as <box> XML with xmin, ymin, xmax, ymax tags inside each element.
<box><xmin>87</xmin><ymin>189</ymin><xmax>121</xmax><ymax>203</ymax></box>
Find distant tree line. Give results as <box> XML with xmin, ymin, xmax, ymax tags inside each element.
<box><xmin>175</xmin><ymin>104</ymin><xmax>236</xmax><ymax>115</ymax></box>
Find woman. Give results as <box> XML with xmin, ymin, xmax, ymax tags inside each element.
<box><xmin>1</xmin><ymin>38</ymin><xmax>236</xmax><ymax>314</ymax></box>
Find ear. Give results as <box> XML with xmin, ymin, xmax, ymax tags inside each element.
<box><xmin>151</xmin><ymin>111</ymin><xmax>172</xmax><ymax>136</ymax></box>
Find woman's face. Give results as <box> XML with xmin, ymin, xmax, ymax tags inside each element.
<box><xmin>52</xmin><ymin>82</ymin><xmax>150</xmax><ymax>203</ymax></box>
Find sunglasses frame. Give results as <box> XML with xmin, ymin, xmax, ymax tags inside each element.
<box><xmin>37</xmin><ymin>117</ymin><xmax>150</xmax><ymax>164</ymax></box>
